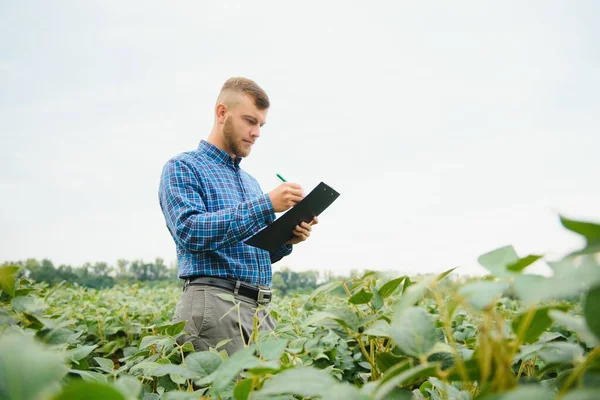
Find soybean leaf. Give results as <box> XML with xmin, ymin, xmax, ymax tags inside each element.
<box><xmin>371</xmin><ymin>289</ymin><xmax>384</xmax><ymax>310</ymax></box>
<box><xmin>478</xmin><ymin>245</ymin><xmax>520</xmax><ymax>278</ymax></box>
<box><xmin>379</xmin><ymin>277</ymin><xmax>405</xmax><ymax>299</ymax></box>
<box><xmin>94</xmin><ymin>357</ymin><xmax>114</xmax><ymax>373</ymax></box>
<box><xmin>458</xmin><ymin>281</ymin><xmax>509</xmax><ymax>310</ymax></box>
<box><xmin>114</xmin><ymin>375</ymin><xmax>142</xmax><ymax>400</ymax></box>
<box><xmin>11</xmin><ymin>296</ymin><xmax>47</xmax><ymax>314</ymax></box>
<box><xmin>0</xmin><ymin>332</ymin><xmax>69</xmax><ymax>400</ymax></box>
<box><xmin>549</xmin><ymin>310</ymin><xmax>598</xmax><ymax>348</ymax></box>
<box><xmin>257</xmin><ymin>337</ymin><xmax>288</xmax><ymax>361</ymax></box>
<box><xmin>391</xmin><ymin>307</ymin><xmax>437</xmax><ymax>358</ymax></box>
<box><xmin>560</xmin><ymin>215</ymin><xmax>600</xmax><ymax>255</ymax></box>
<box><xmin>512</xmin><ymin>305</ymin><xmax>567</xmax><ymax>344</ymax></box>
<box><xmin>257</xmin><ymin>367</ymin><xmax>339</xmax><ymax>398</ymax></box>
<box><xmin>0</xmin><ymin>265</ymin><xmax>19</xmax><ymax>298</ymax></box>
<box><xmin>584</xmin><ymin>285</ymin><xmax>600</xmax><ymax>341</ymax></box>
<box><xmin>562</xmin><ymin>389</ymin><xmax>600</xmax><ymax>400</ymax></box>
<box><xmin>349</xmin><ymin>289</ymin><xmax>373</xmax><ymax>305</ymax></box>
<box><xmin>507</xmin><ymin>255</ymin><xmax>543</xmax><ymax>272</ymax></box>
<box><xmin>155</xmin><ymin>321</ymin><xmax>187</xmax><ymax>336</ymax></box>
<box><xmin>233</xmin><ymin>378</ymin><xmax>253</xmax><ymax>400</ymax></box>
<box><xmin>66</xmin><ymin>345</ymin><xmax>98</xmax><ymax>363</ymax></box>
<box><xmin>538</xmin><ymin>342</ymin><xmax>584</xmax><ymax>364</ymax></box>
<box><xmin>185</xmin><ymin>351</ymin><xmax>222</xmax><ymax>377</ymax></box>
<box><xmin>52</xmin><ymin>381</ymin><xmax>126</xmax><ymax>400</ymax></box>
<box><xmin>373</xmin><ymin>363</ymin><xmax>438</xmax><ymax>400</ymax></box>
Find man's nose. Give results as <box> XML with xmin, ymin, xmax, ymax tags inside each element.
<box><xmin>250</xmin><ymin>127</ymin><xmax>260</xmax><ymax>138</ymax></box>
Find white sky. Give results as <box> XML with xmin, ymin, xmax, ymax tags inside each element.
<box><xmin>1</xmin><ymin>1</ymin><xmax>599</xmax><ymax>277</ymax></box>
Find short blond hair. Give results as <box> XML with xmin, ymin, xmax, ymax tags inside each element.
<box><xmin>219</xmin><ymin>77</ymin><xmax>270</xmax><ymax>110</ymax></box>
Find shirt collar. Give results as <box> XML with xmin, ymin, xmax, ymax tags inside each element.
<box><xmin>198</xmin><ymin>140</ymin><xmax>242</xmax><ymax>167</ymax></box>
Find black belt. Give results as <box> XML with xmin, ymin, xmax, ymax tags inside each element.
<box><xmin>183</xmin><ymin>276</ymin><xmax>272</xmax><ymax>304</ymax></box>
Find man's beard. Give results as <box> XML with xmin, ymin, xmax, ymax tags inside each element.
<box><xmin>223</xmin><ymin>117</ymin><xmax>249</xmax><ymax>158</ymax></box>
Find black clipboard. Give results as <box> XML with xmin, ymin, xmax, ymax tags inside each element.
<box><xmin>245</xmin><ymin>182</ymin><xmax>340</xmax><ymax>253</ymax></box>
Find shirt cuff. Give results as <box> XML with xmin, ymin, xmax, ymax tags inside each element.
<box><xmin>253</xmin><ymin>193</ymin><xmax>276</xmax><ymax>224</ymax></box>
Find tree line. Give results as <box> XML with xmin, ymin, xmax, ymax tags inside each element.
<box><xmin>2</xmin><ymin>258</ymin><xmax>177</xmax><ymax>289</ymax></box>
<box><xmin>1</xmin><ymin>258</ymin><xmax>343</xmax><ymax>296</ymax></box>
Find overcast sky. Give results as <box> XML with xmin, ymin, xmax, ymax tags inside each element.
<box><xmin>1</xmin><ymin>1</ymin><xmax>599</xmax><ymax>277</ymax></box>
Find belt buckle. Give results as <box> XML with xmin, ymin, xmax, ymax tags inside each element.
<box><xmin>257</xmin><ymin>288</ymin><xmax>272</xmax><ymax>304</ymax></box>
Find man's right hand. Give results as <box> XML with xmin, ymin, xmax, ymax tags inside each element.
<box><xmin>269</xmin><ymin>183</ymin><xmax>304</xmax><ymax>212</ymax></box>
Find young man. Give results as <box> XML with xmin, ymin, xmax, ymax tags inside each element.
<box><xmin>158</xmin><ymin>77</ymin><xmax>317</xmax><ymax>356</ymax></box>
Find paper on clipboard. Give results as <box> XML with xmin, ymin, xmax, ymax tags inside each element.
<box><xmin>244</xmin><ymin>182</ymin><xmax>340</xmax><ymax>253</ymax></box>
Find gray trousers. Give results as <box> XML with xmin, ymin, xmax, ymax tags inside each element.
<box><xmin>172</xmin><ymin>284</ymin><xmax>277</xmax><ymax>356</ymax></box>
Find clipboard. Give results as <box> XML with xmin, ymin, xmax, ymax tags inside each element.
<box><xmin>245</xmin><ymin>182</ymin><xmax>340</xmax><ymax>253</ymax></box>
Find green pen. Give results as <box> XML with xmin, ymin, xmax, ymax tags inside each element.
<box><xmin>276</xmin><ymin>173</ymin><xmax>287</xmax><ymax>182</ymax></box>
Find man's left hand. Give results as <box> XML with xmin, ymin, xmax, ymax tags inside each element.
<box><xmin>285</xmin><ymin>216</ymin><xmax>319</xmax><ymax>245</ymax></box>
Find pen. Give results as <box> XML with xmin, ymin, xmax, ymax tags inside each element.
<box><xmin>276</xmin><ymin>173</ymin><xmax>287</xmax><ymax>182</ymax></box>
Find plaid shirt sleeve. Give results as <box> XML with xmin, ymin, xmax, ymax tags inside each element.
<box><xmin>270</xmin><ymin>244</ymin><xmax>293</xmax><ymax>263</ymax></box>
<box><xmin>160</xmin><ymin>157</ymin><xmax>274</xmax><ymax>252</ymax></box>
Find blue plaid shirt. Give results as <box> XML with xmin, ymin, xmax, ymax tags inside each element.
<box><xmin>158</xmin><ymin>140</ymin><xmax>293</xmax><ymax>287</ymax></box>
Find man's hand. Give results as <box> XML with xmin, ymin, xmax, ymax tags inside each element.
<box><xmin>269</xmin><ymin>183</ymin><xmax>304</xmax><ymax>213</ymax></box>
<box><xmin>286</xmin><ymin>216</ymin><xmax>319</xmax><ymax>245</ymax></box>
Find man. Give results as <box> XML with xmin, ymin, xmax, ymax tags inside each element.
<box><xmin>158</xmin><ymin>77</ymin><xmax>317</xmax><ymax>356</ymax></box>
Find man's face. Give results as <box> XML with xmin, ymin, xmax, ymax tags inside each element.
<box><xmin>221</xmin><ymin>94</ymin><xmax>267</xmax><ymax>159</ymax></box>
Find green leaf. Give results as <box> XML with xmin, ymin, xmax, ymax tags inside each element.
<box><xmin>0</xmin><ymin>332</ymin><xmax>69</xmax><ymax>400</ymax></box>
<box><xmin>549</xmin><ymin>310</ymin><xmax>598</xmax><ymax>347</ymax></box>
<box><xmin>38</xmin><ymin>328</ymin><xmax>78</xmax><ymax>345</ymax></box>
<box><xmin>375</xmin><ymin>352</ymin><xmax>407</xmax><ymax>373</ymax></box>
<box><xmin>304</xmin><ymin>311</ymin><xmax>338</xmax><ymax>326</ymax></box>
<box><xmin>308</xmin><ymin>280</ymin><xmax>341</xmax><ymax>300</ymax></box>
<box><xmin>396</xmin><ymin>275</ymin><xmax>435</xmax><ymax>312</ymax></box>
<box><xmin>114</xmin><ymin>375</ymin><xmax>142</xmax><ymax>400</ymax></box>
<box><xmin>152</xmin><ymin>364</ymin><xmax>199</xmax><ymax>379</ymax></box>
<box><xmin>458</xmin><ymin>281</ymin><xmax>509</xmax><ymax>310</ymax></box>
<box><xmin>349</xmin><ymin>288</ymin><xmax>373</xmax><ymax>305</ymax></box>
<box><xmin>258</xmin><ymin>367</ymin><xmax>339</xmax><ymax>397</ymax></box>
<box><xmin>0</xmin><ymin>265</ymin><xmax>19</xmax><ymax>298</ymax></box>
<box><xmin>128</xmin><ymin>361</ymin><xmax>162</xmax><ymax>377</ymax></box>
<box><xmin>428</xmin><ymin>377</ymin><xmax>470</xmax><ymax>400</ymax></box>
<box><xmin>321</xmin><ymin>382</ymin><xmax>367</xmax><ymax>400</ymax></box>
<box><xmin>538</xmin><ymin>342</ymin><xmax>584</xmax><ymax>364</ymax></box>
<box><xmin>512</xmin><ymin>306</ymin><xmax>567</xmax><ymax>344</ymax></box>
<box><xmin>51</xmin><ymin>381</ymin><xmax>126</xmax><ymax>400</ymax></box>
<box><xmin>363</xmin><ymin>319</ymin><xmax>391</xmax><ymax>338</ymax></box>
<box><xmin>391</xmin><ymin>307</ymin><xmax>437</xmax><ymax>358</ymax></box>
<box><xmin>155</xmin><ymin>321</ymin><xmax>187</xmax><ymax>336</ymax></box>
<box><xmin>94</xmin><ymin>357</ymin><xmax>114</xmax><ymax>372</ymax></box>
<box><xmin>427</xmin><ymin>351</ymin><xmax>455</xmax><ymax>370</ymax></box>
<box><xmin>139</xmin><ymin>335</ymin><xmax>161</xmax><ymax>349</ymax></box>
<box><xmin>512</xmin><ymin>258</ymin><xmax>600</xmax><ymax>305</ymax></box>
<box><xmin>402</xmin><ymin>276</ymin><xmax>412</xmax><ymax>293</ymax></box>
<box><xmin>437</xmin><ymin>267</ymin><xmax>457</xmax><ymax>281</ymax></box>
<box><xmin>68</xmin><ymin>369</ymin><xmax>109</xmax><ymax>383</ymax></box>
<box><xmin>560</xmin><ymin>215</ymin><xmax>600</xmax><ymax>255</ymax></box>
<box><xmin>201</xmin><ymin>345</ymin><xmax>261</xmax><ymax>394</ymax></box>
<box><xmin>215</xmin><ymin>293</ymin><xmax>236</xmax><ymax>302</ymax></box>
<box><xmin>66</xmin><ymin>345</ymin><xmax>98</xmax><ymax>363</ymax></box>
<box><xmin>371</xmin><ymin>289</ymin><xmax>384</xmax><ymax>310</ymax></box>
<box><xmin>162</xmin><ymin>393</ymin><xmax>207</xmax><ymax>400</ymax></box>
<box><xmin>233</xmin><ymin>378</ymin><xmax>253</xmax><ymax>400</ymax></box>
<box><xmin>11</xmin><ymin>296</ymin><xmax>47</xmax><ymax>314</ymax></box>
<box><xmin>584</xmin><ymin>285</ymin><xmax>600</xmax><ymax>341</ymax></box>
<box><xmin>257</xmin><ymin>337</ymin><xmax>288</xmax><ymax>361</ymax></box>
<box><xmin>562</xmin><ymin>389</ymin><xmax>600</xmax><ymax>400</ymax></box>
<box><xmin>478</xmin><ymin>385</ymin><xmax>555</xmax><ymax>399</ymax></box>
<box><xmin>478</xmin><ymin>245</ymin><xmax>519</xmax><ymax>278</ymax></box>
<box><xmin>373</xmin><ymin>362</ymin><xmax>438</xmax><ymax>400</ymax></box>
<box><xmin>507</xmin><ymin>255</ymin><xmax>543</xmax><ymax>272</ymax></box>
<box><xmin>379</xmin><ymin>277</ymin><xmax>405</xmax><ymax>299</ymax></box>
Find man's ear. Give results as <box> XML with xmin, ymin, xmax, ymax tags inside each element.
<box><xmin>216</xmin><ymin>103</ymin><xmax>227</xmax><ymax>124</ymax></box>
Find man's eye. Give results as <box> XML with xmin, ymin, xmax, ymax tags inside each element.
<box><xmin>245</xmin><ymin>118</ymin><xmax>255</xmax><ymax>125</ymax></box>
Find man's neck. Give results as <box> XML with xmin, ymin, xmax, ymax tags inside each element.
<box><xmin>207</xmin><ymin>130</ymin><xmax>236</xmax><ymax>159</ymax></box>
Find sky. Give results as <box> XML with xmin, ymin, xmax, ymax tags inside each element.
<box><xmin>1</xmin><ymin>1</ymin><xmax>599</xmax><ymax>277</ymax></box>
